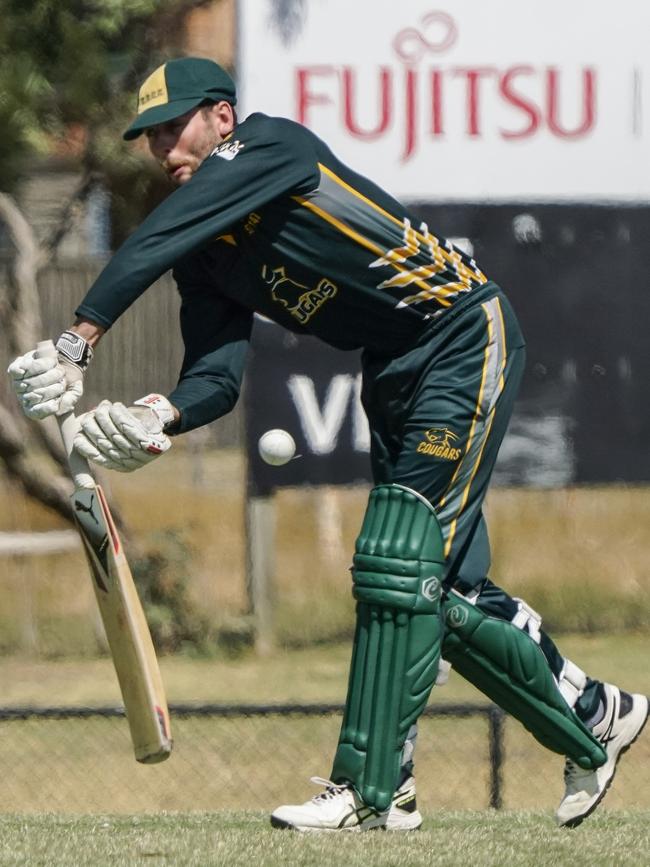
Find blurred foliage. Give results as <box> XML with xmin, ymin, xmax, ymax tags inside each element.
<box><xmin>0</xmin><ymin>0</ymin><xmax>218</xmax><ymax>242</ymax></box>
<box><xmin>131</xmin><ymin>529</ymin><xmax>253</xmax><ymax>656</ymax></box>
<box><xmin>131</xmin><ymin>529</ymin><xmax>217</xmax><ymax>655</ymax></box>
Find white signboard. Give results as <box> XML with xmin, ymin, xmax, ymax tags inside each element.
<box><xmin>238</xmin><ymin>0</ymin><xmax>650</xmax><ymax>201</ymax></box>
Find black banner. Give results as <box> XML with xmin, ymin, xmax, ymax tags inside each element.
<box><xmin>245</xmin><ymin>204</ymin><xmax>650</xmax><ymax>494</ymax></box>
<box><xmin>245</xmin><ymin>321</ymin><xmax>369</xmax><ymax>496</ymax></box>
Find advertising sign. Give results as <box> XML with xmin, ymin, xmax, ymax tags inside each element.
<box><xmin>239</xmin><ymin>0</ymin><xmax>650</xmax><ymax>201</ymax></box>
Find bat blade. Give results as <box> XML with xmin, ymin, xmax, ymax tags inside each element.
<box><xmin>72</xmin><ymin>484</ymin><xmax>172</xmax><ymax>763</ymax></box>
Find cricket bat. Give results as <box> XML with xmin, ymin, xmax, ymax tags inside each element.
<box><xmin>37</xmin><ymin>340</ymin><xmax>172</xmax><ymax>763</ymax></box>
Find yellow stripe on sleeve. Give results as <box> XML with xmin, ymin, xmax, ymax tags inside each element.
<box><xmin>317</xmin><ymin>164</ymin><xmax>488</xmax><ymax>287</ymax></box>
<box><xmin>293</xmin><ymin>194</ymin><xmax>452</xmax><ymax>305</ymax></box>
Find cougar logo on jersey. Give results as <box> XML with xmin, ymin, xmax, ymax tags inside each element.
<box><xmin>416</xmin><ymin>427</ymin><xmax>462</xmax><ymax>460</ymax></box>
<box><xmin>210</xmin><ymin>139</ymin><xmax>245</xmax><ymax>161</ymax></box>
<box><xmin>263</xmin><ymin>265</ymin><xmax>338</xmax><ymax>325</ymax></box>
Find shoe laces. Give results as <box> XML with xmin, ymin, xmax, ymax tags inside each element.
<box><xmin>309</xmin><ymin>776</ymin><xmax>353</xmax><ymax>802</ymax></box>
<box><xmin>563</xmin><ymin>758</ymin><xmax>593</xmax><ymax>788</ymax></box>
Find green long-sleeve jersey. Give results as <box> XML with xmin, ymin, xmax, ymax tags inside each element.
<box><xmin>76</xmin><ymin>113</ymin><xmax>491</xmax><ymax>432</ymax></box>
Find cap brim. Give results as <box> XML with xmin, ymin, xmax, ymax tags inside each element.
<box><xmin>122</xmin><ymin>97</ymin><xmax>206</xmax><ymax>140</ymax></box>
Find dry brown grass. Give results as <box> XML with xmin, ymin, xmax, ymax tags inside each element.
<box><xmin>1</xmin><ymin>633</ymin><xmax>648</xmax><ymax>707</ymax></box>
<box><xmin>486</xmin><ymin>486</ymin><xmax>650</xmax><ymax>632</ymax></box>
<box><xmin>1</xmin><ymin>446</ymin><xmax>649</xmax><ymax>655</ymax></box>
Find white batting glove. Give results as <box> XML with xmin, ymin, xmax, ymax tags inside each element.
<box><xmin>7</xmin><ymin>331</ymin><xmax>92</xmax><ymax>420</ymax></box>
<box><xmin>74</xmin><ymin>394</ymin><xmax>175</xmax><ymax>472</ymax></box>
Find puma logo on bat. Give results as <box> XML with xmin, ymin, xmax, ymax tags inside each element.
<box><xmin>74</xmin><ymin>493</ymin><xmax>100</xmax><ymax>527</ymax></box>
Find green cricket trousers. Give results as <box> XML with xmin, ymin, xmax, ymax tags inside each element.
<box><xmin>360</xmin><ymin>282</ymin><xmax>600</xmax><ymax>721</ymax></box>
<box><xmin>361</xmin><ymin>281</ymin><xmax>523</xmax><ymax>581</ymax></box>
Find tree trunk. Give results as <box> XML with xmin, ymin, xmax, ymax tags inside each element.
<box><xmin>0</xmin><ymin>191</ymin><xmax>68</xmax><ymax>469</ymax></box>
<box><xmin>0</xmin><ymin>191</ymin><xmax>129</xmax><ymax>532</ymax></box>
<box><xmin>0</xmin><ymin>403</ymin><xmax>72</xmax><ymax>522</ymax></box>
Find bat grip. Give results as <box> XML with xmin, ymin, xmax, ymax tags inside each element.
<box><xmin>36</xmin><ymin>339</ymin><xmax>95</xmax><ymax>490</ymax></box>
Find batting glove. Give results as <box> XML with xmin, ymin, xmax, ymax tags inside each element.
<box><xmin>74</xmin><ymin>394</ymin><xmax>175</xmax><ymax>472</ymax></box>
<box><xmin>7</xmin><ymin>331</ymin><xmax>92</xmax><ymax>420</ymax></box>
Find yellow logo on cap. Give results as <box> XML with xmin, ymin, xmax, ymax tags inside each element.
<box><xmin>137</xmin><ymin>64</ymin><xmax>169</xmax><ymax>114</ymax></box>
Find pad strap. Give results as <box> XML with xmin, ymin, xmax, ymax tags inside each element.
<box><xmin>557</xmin><ymin>659</ymin><xmax>588</xmax><ymax>708</ymax></box>
<box><xmin>442</xmin><ymin>591</ymin><xmax>606</xmax><ymax>769</ymax></box>
<box><xmin>511</xmin><ymin>597</ymin><xmax>542</xmax><ymax>643</ymax></box>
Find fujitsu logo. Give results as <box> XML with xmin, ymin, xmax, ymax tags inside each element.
<box><xmin>295</xmin><ymin>10</ymin><xmax>597</xmax><ymax>161</ymax></box>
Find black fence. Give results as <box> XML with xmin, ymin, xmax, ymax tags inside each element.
<box><xmin>2</xmin><ymin>700</ymin><xmax>649</xmax><ymax>816</ymax></box>
<box><xmin>0</xmin><ymin>702</ymin><xmax>508</xmax><ymax>814</ymax></box>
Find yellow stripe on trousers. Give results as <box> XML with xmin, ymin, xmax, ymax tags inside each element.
<box><xmin>436</xmin><ymin>297</ymin><xmax>508</xmax><ymax>559</ymax></box>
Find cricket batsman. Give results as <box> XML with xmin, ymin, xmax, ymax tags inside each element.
<box><xmin>8</xmin><ymin>58</ymin><xmax>648</xmax><ymax>830</ymax></box>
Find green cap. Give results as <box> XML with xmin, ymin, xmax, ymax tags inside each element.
<box><xmin>123</xmin><ymin>57</ymin><xmax>237</xmax><ymax>141</ymax></box>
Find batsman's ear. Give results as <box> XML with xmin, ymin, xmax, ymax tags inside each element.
<box><xmin>204</xmin><ymin>100</ymin><xmax>237</xmax><ymax>137</ymax></box>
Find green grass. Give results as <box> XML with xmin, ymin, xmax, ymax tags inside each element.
<box><xmin>2</xmin><ymin>811</ymin><xmax>650</xmax><ymax>867</ymax></box>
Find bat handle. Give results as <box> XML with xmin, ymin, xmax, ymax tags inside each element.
<box><xmin>36</xmin><ymin>339</ymin><xmax>95</xmax><ymax>490</ymax></box>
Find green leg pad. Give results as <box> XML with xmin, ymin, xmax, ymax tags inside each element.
<box><xmin>331</xmin><ymin>484</ymin><xmax>445</xmax><ymax>811</ymax></box>
<box><xmin>442</xmin><ymin>591</ymin><xmax>607</xmax><ymax>769</ymax></box>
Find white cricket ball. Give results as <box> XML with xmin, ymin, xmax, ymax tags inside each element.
<box><xmin>258</xmin><ymin>429</ymin><xmax>296</xmax><ymax>466</ymax></box>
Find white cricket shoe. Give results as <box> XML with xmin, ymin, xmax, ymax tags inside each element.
<box><xmin>557</xmin><ymin>684</ymin><xmax>649</xmax><ymax>828</ymax></box>
<box><xmin>270</xmin><ymin>775</ymin><xmax>422</xmax><ymax>832</ymax></box>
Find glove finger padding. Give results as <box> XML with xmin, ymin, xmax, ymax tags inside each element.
<box><xmin>57</xmin><ymin>377</ymin><xmax>84</xmax><ymax>415</ymax></box>
<box><xmin>7</xmin><ymin>339</ymin><xmax>87</xmax><ymax>420</ymax></box>
<box><xmin>23</xmin><ymin>396</ymin><xmax>65</xmax><ymax>420</ymax></box>
<box><xmin>106</xmin><ymin>402</ymin><xmax>166</xmax><ymax>452</ymax></box>
<box><xmin>7</xmin><ymin>352</ymin><xmax>67</xmax><ymax>420</ymax></box>
<box><xmin>74</xmin><ymin>398</ymin><xmax>171</xmax><ymax>473</ymax></box>
<box><xmin>9</xmin><ymin>361</ymin><xmax>63</xmax><ymax>393</ymax></box>
<box><xmin>7</xmin><ymin>351</ymin><xmax>55</xmax><ymax>382</ymax></box>
<box><xmin>91</xmin><ymin>401</ymin><xmax>138</xmax><ymax>458</ymax></box>
<box><xmin>73</xmin><ymin>436</ymin><xmax>144</xmax><ymax>472</ymax></box>
<box><xmin>22</xmin><ymin>379</ymin><xmax>65</xmax><ymax>406</ymax></box>
<box><xmin>77</xmin><ymin>403</ymin><xmax>128</xmax><ymax>463</ymax></box>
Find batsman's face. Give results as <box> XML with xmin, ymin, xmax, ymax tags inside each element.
<box><xmin>146</xmin><ymin>102</ymin><xmax>235</xmax><ymax>186</ymax></box>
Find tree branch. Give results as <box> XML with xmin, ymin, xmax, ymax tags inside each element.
<box><xmin>0</xmin><ymin>403</ymin><xmax>73</xmax><ymax>522</ymax></box>
<box><xmin>0</xmin><ymin>191</ymin><xmax>70</xmax><ymax>469</ymax></box>
<box><xmin>0</xmin><ymin>194</ymin><xmax>132</xmax><ymax>533</ymax></box>
<box><xmin>40</xmin><ymin>170</ymin><xmax>102</xmax><ymax>264</ymax></box>
<box><xmin>0</xmin><ymin>192</ymin><xmax>43</xmax><ymax>351</ymax></box>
